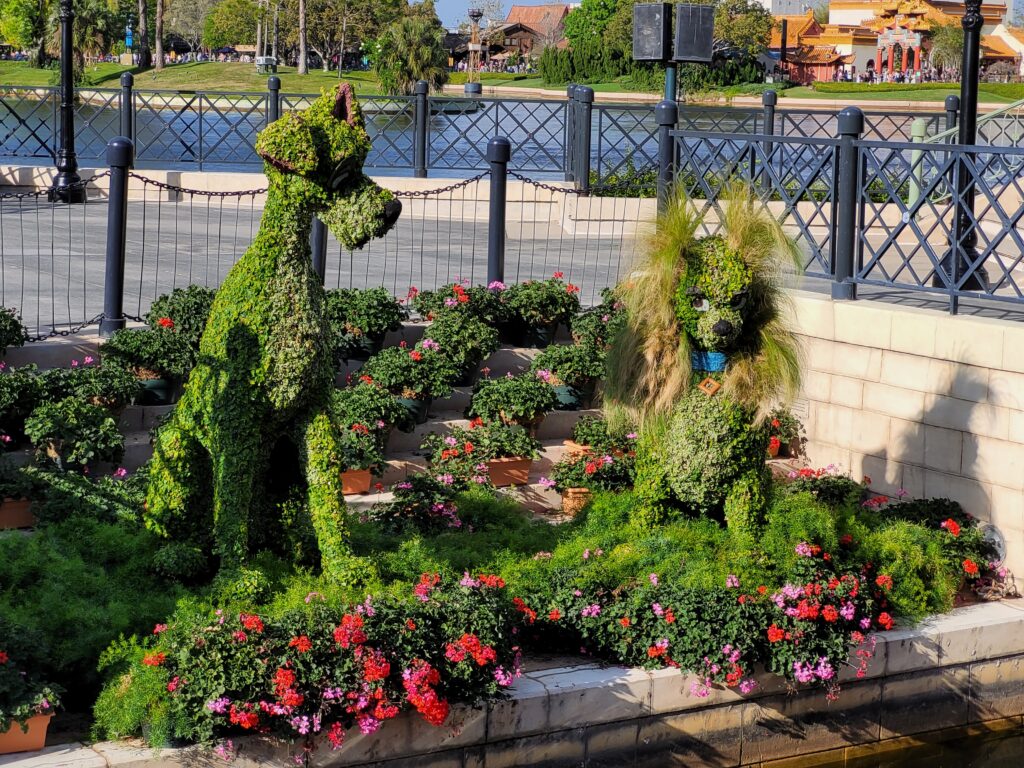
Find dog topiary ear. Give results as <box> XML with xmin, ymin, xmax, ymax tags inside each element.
<box><xmin>256</xmin><ymin>112</ymin><xmax>318</xmax><ymax>175</ymax></box>
<box><xmin>332</xmin><ymin>83</ymin><xmax>357</xmax><ymax>125</ymax></box>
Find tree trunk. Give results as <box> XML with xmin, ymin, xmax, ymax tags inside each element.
<box><xmin>272</xmin><ymin>4</ymin><xmax>279</xmax><ymax>59</ymax></box>
<box><xmin>155</xmin><ymin>0</ymin><xmax>164</xmax><ymax>70</ymax></box>
<box><xmin>137</xmin><ymin>0</ymin><xmax>151</xmax><ymax>68</ymax></box>
<box><xmin>255</xmin><ymin>8</ymin><xmax>263</xmax><ymax>59</ymax></box>
<box><xmin>297</xmin><ymin>0</ymin><xmax>308</xmax><ymax>74</ymax></box>
<box><xmin>339</xmin><ymin>9</ymin><xmax>347</xmax><ymax>74</ymax></box>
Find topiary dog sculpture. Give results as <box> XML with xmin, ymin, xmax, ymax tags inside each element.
<box><xmin>607</xmin><ymin>189</ymin><xmax>801</xmax><ymax>537</ymax></box>
<box><xmin>144</xmin><ymin>84</ymin><xmax>400</xmax><ymax>581</ymax></box>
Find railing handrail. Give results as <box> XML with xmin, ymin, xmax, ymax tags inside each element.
<box><xmin>925</xmin><ymin>94</ymin><xmax>1024</xmax><ymax>144</ymax></box>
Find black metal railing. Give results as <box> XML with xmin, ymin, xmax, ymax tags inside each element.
<box><xmin>2</xmin><ymin>82</ymin><xmax>987</xmax><ymax>181</ymax></box>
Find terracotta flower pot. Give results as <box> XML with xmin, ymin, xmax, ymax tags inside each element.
<box><xmin>0</xmin><ymin>498</ymin><xmax>34</xmax><ymax>530</ymax></box>
<box><xmin>767</xmin><ymin>441</ymin><xmax>780</xmax><ymax>458</ymax></box>
<box><xmin>486</xmin><ymin>457</ymin><xmax>532</xmax><ymax>487</ymax></box>
<box><xmin>561</xmin><ymin>487</ymin><xmax>591</xmax><ymax>517</ymax></box>
<box><xmin>562</xmin><ymin>439</ymin><xmax>590</xmax><ymax>458</ymax></box>
<box><xmin>341</xmin><ymin>469</ymin><xmax>372</xmax><ymax>495</ymax></box>
<box><xmin>0</xmin><ymin>714</ymin><xmax>52</xmax><ymax>755</ymax></box>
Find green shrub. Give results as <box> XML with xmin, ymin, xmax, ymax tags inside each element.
<box><xmin>0</xmin><ymin>307</ymin><xmax>28</xmax><ymax>355</ymax></box>
<box><xmin>0</xmin><ymin>515</ymin><xmax>183</xmax><ymax>700</ymax></box>
<box><xmin>421</xmin><ymin>421</ymin><xmax>540</xmax><ymax>485</ymax></box>
<box><xmin>100</xmin><ymin>328</ymin><xmax>196</xmax><ymax>382</ymax></box>
<box><xmin>325</xmin><ymin>287</ymin><xmax>408</xmax><ymax>361</ymax></box>
<box><xmin>860</xmin><ymin>520</ymin><xmax>958</xmax><ymax>620</ymax></box>
<box><xmin>467</xmin><ymin>373</ymin><xmax>558</xmax><ymax>427</ymax></box>
<box><xmin>426</xmin><ymin>312</ymin><xmax>499</xmax><ymax>375</ymax></box>
<box><xmin>411</xmin><ymin>283</ymin><xmax>506</xmax><ymax>324</ymax></box>
<box><xmin>547</xmin><ymin>450</ymin><xmax>635</xmax><ymax>492</ymax></box>
<box><xmin>24</xmin><ymin>397</ymin><xmax>124</xmax><ymax>471</ymax></box>
<box><xmin>0</xmin><ymin>619</ymin><xmax>62</xmax><ymax>732</ymax></box>
<box><xmin>531</xmin><ymin>343</ymin><xmax>605</xmax><ymax>390</ymax></box>
<box><xmin>502</xmin><ymin>276</ymin><xmax>581</xmax><ymax>328</ymax></box>
<box><xmin>360</xmin><ymin>343</ymin><xmax>459</xmax><ymax>400</ymax></box>
<box><xmin>332</xmin><ymin>381</ymin><xmax>410</xmax><ymax>431</ymax></box>
<box><xmin>570</xmin><ymin>289</ymin><xmax>626</xmax><ymax>350</ymax></box>
<box><xmin>0</xmin><ymin>365</ymin><xmax>43</xmax><ymax>444</ymax></box>
<box><xmin>146</xmin><ymin>285</ymin><xmax>216</xmax><ymax>350</ymax></box>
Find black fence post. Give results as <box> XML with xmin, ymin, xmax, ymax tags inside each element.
<box><xmin>565</xmin><ymin>84</ymin><xmax>576</xmax><ymax>182</ymax></box>
<box><xmin>486</xmin><ymin>136</ymin><xmax>511</xmax><ymax>286</ymax></box>
<box><xmin>655</xmin><ymin>99</ymin><xmax>678</xmax><ymax>213</ymax></box>
<box><xmin>119</xmin><ymin>72</ymin><xmax>134</xmax><ymax>143</ymax></box>
<box><xmin>413</xmin><ymin>80</ymin><xmax>429</xmax><ymax>178</ymax></box>
<box><xmin>761</xmin><ymin>89</ymin><xmax>777</xmax><ymax>135</ymax></box>
<box><xmin>832</xmin><ymin>106</ymin><xmax>863</xmax><ymax>301</ymax></box>
<box><xmin>310</xmin><ymin>220</ymin><xmax>328</xmax><ymax>283</ymax></box>
<box><xmin>760</xmin><ymin>89</ymin><xmax>777</xmax><ymax>191</ymax></box>
<box><xmin>944</xmin><ymin>95</ymin><xmax>959</xmax><ymax>136</ymax></box>
<box><xmin>100</xmin><ymin>137</ymin><xmax>134</xmax><ymax>337</ymax></box>
<box><xmin>267</xmin><ymin>76</ymin><xmax>281</xmax><ymax>124</ymax></box>
<box><xmin>577</xmin><ymin>86</ymin><xmax>594</xmax><ymax>192</ymax></box>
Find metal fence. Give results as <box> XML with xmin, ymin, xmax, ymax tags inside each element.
<box><xmin>1</xmin><ymin>80</ymin><xmax>987</xmax><ymax>181</ymax></box>
<box><xmin>666</xmin><ymin>108</ymin><xmax>1024</xmax><ymax>314</ymax></box>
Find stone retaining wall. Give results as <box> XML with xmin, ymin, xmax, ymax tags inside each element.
<box><xmin>790</xmin><ymin>291</ymin><xmax>1024</xmax><ymax>580</ymax></box>
<box><xmin>6</xmin><ymin>602</ymin><xmax>1023</xmax><ymax>768</ymax></box>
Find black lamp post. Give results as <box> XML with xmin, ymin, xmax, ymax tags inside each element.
<box><xmin>935</xmin><ymin>0</ymin><xmax>987</xmax><ymax>292</ymax></box>
<box><xmin>50</xmin><ymin>0</ymin><xmax>86</xmax><ymax>203</ymax></box>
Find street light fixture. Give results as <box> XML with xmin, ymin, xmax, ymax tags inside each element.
<box><xmin>935</xmin><ymin>0</ymin><xmax>988</xmax><ymax>295</ymax></box>
<box><xmin>50</xmin><ymin>0</ymin><xmax>86</xmax><ymax>203</ymax></box>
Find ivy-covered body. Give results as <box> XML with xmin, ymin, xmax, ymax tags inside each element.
<box><xmin>144</xmin><ymin>85</ymin><xmax>401</xmax><ymax>580</ymax></box>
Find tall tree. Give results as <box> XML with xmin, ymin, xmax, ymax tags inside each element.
<box><xmin>137</xmin><ymin>0</ymin><xmax>151</xmax><ymax>66</ymax></box>
<box><xmin>928</xmin><ymin>21</ymin><xmax>964</xmax><ymax>75</ymax></box>
<box><xmin>154</xmin><ymin>0</ymin><xmax>164</xmax><ymax>68</ymax></box>
<box><xmin>297</xmin><ymin>0</ymin><xmax>308</xmax><ymax>73</ymax></box>
<box><xmin>202</xmin><ymin>0</ymin><xmax>258</xmax><ymax>49</ymax></box>
<box><xmin>46</xmin><ymin>0</ymin><xmax>115</xmax><ymax>69</ymax></box>
<box><xmin>562</xmin><ymin>0</ymin><xmax>617</xmax><ymax>48</ymax></box>
<box><xmin>167</xmin><ymin>0</ymin><xmax>216</xmax><ymax>52</ymax></box>
<box><xmin>713</xmin><ymin>0</ymin><xmax>772</xmax><ymax>57</ymax></box>
<box><xmin>0</xmin><ymin>0</ymin><xmax>50</xmax><ymax>66</ymax></box>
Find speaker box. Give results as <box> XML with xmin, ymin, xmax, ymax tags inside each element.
<box><xmin>673</xmin><ymin>4</ymin><xmax>715</xmax><ymax>63</ymax></box>
<box><xmin>632</xmin><ymin>3</ymin><xmax>673</xmax><ymax>62</ymax></box>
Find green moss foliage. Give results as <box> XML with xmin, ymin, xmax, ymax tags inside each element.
<box><xmin>145</xmin><ymin>84</ymin><xmax>399</xmax><ymax>582</ymax></box>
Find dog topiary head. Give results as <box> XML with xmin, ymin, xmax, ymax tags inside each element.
<box><xmin>255</xmin><ymin>83</ymin><xmax>401</xmax><ymax>249</ymax></box>
<box><xmin>674</xmin><ymin>236</ymin><xmax>752</xmax><ymax>352</ymax></box>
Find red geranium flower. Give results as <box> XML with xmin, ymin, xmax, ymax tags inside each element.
<box><xmin>0</xmin><ymin>651</ymin><xmax>8</xmax><ymax>664</ymax></box>
<box><xmin>289</xmin><ymin>635</ymin><xmax>313</xmax><ymax>653</ymax></box>
<box><xmin>409</xmin><ymin>350</ymin><xmax>423</xmax><ymax>361</ymax></box>
<box><xmin>157</xmin><ymin>317</ymin><xmax>174</xmax><ymax>329</ymax></box>
<box><xmin>963</xmin><ymin>558</ymin><xmax>979</xmax><ymax>575</ymax></box>
<box><xmin>142</xmin><ymin>651</ymin><xmax>166</xmax><ymax>666</ymax></box>
<box><xmin>584</xmin><ymin>462</ymin><xmax>597</xmax><ymax>475</ymax></box>
<box><xmin>548</xmin><ymin>609</ymin><xmax>561</xmax><ymax>621</ymax></box>
<box><xmin>767</xmin><ymin>625</ymin><xmax>785</xmax><ymax>643</ymax></box>
<box><xmin>822</xmin><ymin>605</ymin><xmax>839</xmax><ymax>623</ymax></box>
<box><xmin>553</xmin><ymin>271</ymin><xmax>564</xmax><ymax>279</ymax></box>
<box><xmin>240</xmin><ymin>613</ymin><xmax>264</xmax><ymax>633</ymax></box>
<box><xmin>877</xmin><ymin>612</ymin><xmax>894</xmax><ymax>630</ymax></box>
<box><xmin>875</xmin><ymin>574</ymin><xmax>893</xmax><ymax>590</ymax></box>
<box><xmin>619</xmin><ymin>617</ymin><xmax>630</xmax><ymax>627</ymax></box>
<box><xmin>406</xmin><ymin>619</ymin><xmax>417</xmax><ymax>631</ymax></box>
<box><xmin>942</xmin><ymin>518</ymin><xmax>961</xmax><ymax>537</ymax></box>
<box><xmin>664</xmin><ymin>610</ymin><xmax>676</xmax><ymax>624</ymax></box>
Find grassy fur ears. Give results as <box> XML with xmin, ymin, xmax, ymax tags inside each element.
<box><xmin>605</xmin><ymin>184</ymin><xmax>803</xmax><ymax>427</ymax></box>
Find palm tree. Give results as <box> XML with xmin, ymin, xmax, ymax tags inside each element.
<box><xmin>928</xmin><ymin>22</ymin><xmax>964</xmax><ymax>77</ymax></box>
<box><xmin>47</xmin><ymin>0</ymin><xmax>114</xmax><ymax>74</ymax></box>
<box><xmin>372</xmin><ymin>16</ymin><xmax>448</xmax><ymax>95</ymax></box>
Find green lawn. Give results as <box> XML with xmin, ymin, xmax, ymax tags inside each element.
<box><xmin>781</xmin><ymin>84</ymin><xmax>1016</xmax><ymax>104</ymax></box>
<box><xmin>0</xmin><ymin>61</ymin><xmax>383</xmax><ymax>94</ymax></box>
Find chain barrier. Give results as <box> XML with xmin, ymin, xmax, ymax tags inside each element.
<box><xmin>128</xmin><ymin>172</ymin><xmax>267</xmax><ymax>197</ymax></box>
<box><xmin>0</xmin><ymin>170</ymin><xmax>110</xmax><ymax>201</ymax></box>
<box><xmin>509</xmin><ymin>171</ymin><xmax>585</xmax><ymax>196</ymax></box>
<box><xmin>26</xmin><ymin>314</ymin><xmax>104</xmax><ymax>343</ymax></box>
<box><xmin>388</xmin><ymin>172</ymin><xmax>489</xmax><ymax>198</ymax></box>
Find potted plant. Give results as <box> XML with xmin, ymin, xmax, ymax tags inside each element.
<box><xmin>427</xmin><ymin>313</ymin><xmax>499</xmax><ymax>385</ymax></box>
<box><xmin>546</xmin><ymin>449</ymin><xmax>636</xmax><ymax>516</ymax></box>
<box><xmin>0</xmin><ymin>463</ymin><xmax>35</xmax><ymax>530</ymax></box>
<box><xmin>467</xmin><ymin>373</ymin><xmax>558</xmax><ymax>435</ymax></box>
<box><xmin>0</xmin><ymin>627</ymin><xmax>61</xmax><ymax>755</ymax></box>
<box><xmin>99</xmin><ymin>328</ymin><xmax>193</xmax><ymax>405</ymax></box>
<box><xmin>23</xmin><ymin>398</ymin><xmax>125</xmax><ymax>472</ymax></box>
<box><xmin>566</xmin><ymin>415</ymin><xmax>637</xmax><ymax>457</ymax></box>
<box><xmin>500</xmin><ymin>274</ymin><xmax>581</xmax><ymax>347</ymax></box>
<box><xmin>412</xmin><ymin>282</ymin><xmax>506</xmax><ymax>324</ymax></box>
<box><xmin>38</xmin><ymin>361</ymin><xmax>142</xmax><ymax>412</ymax></box>
<box><xmin>0</xmin><ymin>366</ymin><xmax>43</xmax><ymax>449</ymax></box>
<box><xmin>146</xmin><ymin>285</ymin><xmax>216</xmax><ymax>352</ymax></box>
<box><xmin>326</xmin><ymin>287</ymin><xmax>409</xmax><ymax>362</ymax></box>
<box><xmin>0</xmin><ymin>307</ymin><xmax>28</xmax><ymax>357</ymax></box>
<box><xmin>366</xmin><ymin>472</ymin><xmax>462</xmax><ymax>533</ymax></box>
<box><xmin>570</xmin><ymin>288</ymin><xmax>625</xmax><ymax>350</ymax></box>
<box><xmin>421</xmin><ymin>420</ymin><xmax>541</xmax><ymax>487</ymax></box>
<box><xmin>530</xmin><ymin>343</ymin><xmax>605</xmax><ymax>409</ymax></box>
<box><xmin>768</xmin><ymin>407</ymin><xmax>804</xmax><ymax>458</ymax></box>
<box><xmin>360</xmin><ymin>342</ymin><xmax>460</xmax><ymax>427</ymax></box>
<box><xmin>331</xmin><ymin>383</ymin><xmax>405</xmax><ymax>494</ymax></box>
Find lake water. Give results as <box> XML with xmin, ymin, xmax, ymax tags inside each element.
<box><xmin>818</xmin><ymin>730</ymin><xmax>1024</xmax><ymax>768</ymax></box>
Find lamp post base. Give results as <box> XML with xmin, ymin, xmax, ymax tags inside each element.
<box><xmin>48</xmin><ymin>172</ymin><xmax>88</xmax><ymax>203</ymax></box>
<box><xmin>932</xmin><ymin>248</ymin><xmax>989</xmax><ymax>292</ymax></box>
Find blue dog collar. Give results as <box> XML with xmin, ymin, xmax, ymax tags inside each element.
<box><xmin>691</xmin><ymin>351</ymin><xmax>727</xmax><ymax>372</ymax></box>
